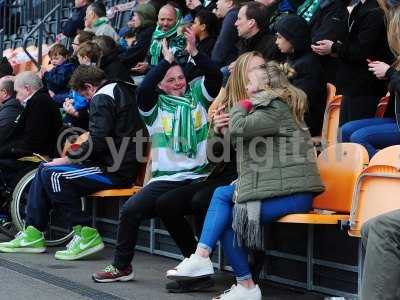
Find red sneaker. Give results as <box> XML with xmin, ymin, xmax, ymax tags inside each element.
<box><xmin>92</xmin><ymin>264</ymin><xmax>135</xmax><ymax>283</ymax></box>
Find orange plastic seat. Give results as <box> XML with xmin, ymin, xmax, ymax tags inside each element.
<box><xmin>375</xmin><ymin>95</ymin><xmax>390</xmax><ymax>118</ymax></box>
<box><xmin>349</xmin><ymin>146</ymin><xmax>400</xmax><ymax>237</ymax></box>
<box><xmin>326</xmin><ymin>82</ymin><xmax>337</xmax><ymax>105</ymax></box>
<box><xmin>277</xmin><ymin>143</ymin><xmax>369</xmax><ymax>224</ymax></box>
<box><xmin>321</xmin><ymin>94</ymin><xmax>342</xmax><ymax>149</ymax></box>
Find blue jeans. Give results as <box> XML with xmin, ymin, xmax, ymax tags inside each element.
<box><xmin>198</xmin><ymin>185</ymin><xmax>313</xmax><ymax>281</ymax></box>
<box><xmin>340</xmin><ymin>118</ymin><xmax>400</xmax><ymax>157</ymax></box>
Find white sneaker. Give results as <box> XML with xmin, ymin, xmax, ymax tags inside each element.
<box><xmin>166</xmin><ymin>254</ymin><xmax>214</xmax><ymax>280</ymax></box>
<box><xmin>212</xmin><ymin>284</ymin><xmax>262</xmax><ymax>300</ymax></box>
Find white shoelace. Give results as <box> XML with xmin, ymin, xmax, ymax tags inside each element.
<box><xmin>65</xmin><ymin>235</ymin><xmax>81</xmax><ymax>250</ymax></box>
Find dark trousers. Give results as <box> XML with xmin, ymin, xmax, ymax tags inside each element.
<box><xmin>26</xmin><ymin>163</ymin><xmax>129</xmax><ymax>232</ymax></box>
<box><xmin>0</xmin><ymin>159</ymin><xmax>38</xmax><ymax>210</ymax></box>
<box><xmin>155</xmin><ymin>176</ymin><xmax>236</xmax><ymax>259</ymax></box>
<box><xmin>113</xmin><ymin>179</ymin><xmax>201</xmax><ymax>269</ymax></box>
<box><xmin>339</xmin><ymin>95</ymin><xmax>380</xmax><ymax>126</ymax></box>
<box><xmin>361</xmin><ymin>209</ymin><xmax>400</xmax><ymax>300</ymax></box>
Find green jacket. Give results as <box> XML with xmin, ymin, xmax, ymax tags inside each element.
<box><xmin>229</xmin><ymin>91</ymin><xmax>324</xmax><ymax>203</ymax></box>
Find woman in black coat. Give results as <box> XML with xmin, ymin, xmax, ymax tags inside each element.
<box><xmin>312</xmin><ymin>0</ymin><xmax>394</xmax><ymax>126</ymax></box>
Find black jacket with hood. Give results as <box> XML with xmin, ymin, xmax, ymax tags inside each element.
<box><xmin>68</xmin><ymin>81</ymin><xmax>146</xmax><ymax>183</ymax></box>
<box><xmin>275</xmin><ymin>14</ymin><xmax>326</xmax><ymax>137</ymax></box>
<box><xmin>0</xmin><ymin>88</ymin><xmax>62</xmax><ymax>158</ymax></box>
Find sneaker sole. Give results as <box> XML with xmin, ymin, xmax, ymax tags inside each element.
<box><xmin>0</xmin><ymin>246</ymin><xmax>46</xmax><ymax>253</ymax></box>
<box><xmin>55</xmin><ymin>242</ymin><xmax>105</xmax><ymax>261</ymax></box>
<box><xmin>166</xmin><ymin>269</ymin><xmax>214</xmax><ymax>280</ymax></box>
<box><xmin>92</xmin><ymin>272</ymin><xmax>135</xmax><ymax>283</ymax></box>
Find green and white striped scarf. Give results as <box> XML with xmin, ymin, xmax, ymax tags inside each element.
<box><xmin>149</xmin><ymin>9</ymin><xmax>182</xmax><ymax>65</ymax></box>
<box><xmin>158</xmin><ymin>82</ymin><xmax>203</xmax><ymax>157</ymax></box>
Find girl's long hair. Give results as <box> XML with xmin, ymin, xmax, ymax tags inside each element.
<box><xmin>221</xmin><ymin>51</ymin><xmax>265</xmax><ymax>110</ymax></box>
<box><xmin>378</xmin><ymin>0</ymin><xmax>400</xmax><ymax>69</ymax></box>
<box><xmin>253</xmin><ymin>61</ymin><xmax>308</xmax><ymax>128</ymax></box>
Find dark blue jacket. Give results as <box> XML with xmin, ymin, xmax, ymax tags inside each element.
<box><xmin>62</xmin><ymin>5</ymin><xmax>88</xmax><ymax>38</ymax></box>
<box><xmin>43</xmin><ymin>62</ymin><xmax>76</xmax><ymax>94</ymax></box>
<box><xmin>211</xmin><ymin>8</ymin><xmax>239</xmax><ymax>67</ymax></box>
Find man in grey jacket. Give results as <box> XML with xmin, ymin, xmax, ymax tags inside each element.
<box><xmin>0</xmin><ymin>76</ymin><xmax>22</xmax><ymax>144</ymax></box>
<box><xmin>361</xmin><ymin>210</ymin><xmax>400</xmax><ymax>300</ymax></box>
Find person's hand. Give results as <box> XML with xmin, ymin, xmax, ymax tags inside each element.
<box><xmin>131</xmin><ymin>61</ymin><xmax>149</xmax><ymax>73</ymax></box>
<box><xmin>48</xmin><ymin>90</ymin><xmax>55</xmax><ymax>98</ymax></box>
<box><xmin>368</xmin><ymin>60</ymin><xmax>390</xmax><ymax>80</ymax></box>
<box><xmin>38</xmin><ymin>66</ymin><xmax>47</xmax><ymax>78</ymax></box>
<box><xmin>161</xmin><ymin>38</ymin><xmax>175</xmax><ymax>63</ymax></box>
<box><xmin>44</xmin><ymin>156</ymin><xmax>71</xmax><ymax>166</ymax></box>
<box><xmin>238</xmin><ymin>99</ymin><xmax>253</xmax><ymax>112</ymax></box>
<box><xmin>311</xmin><ymin>40</ymin><xmax>334</xmax><ymax>56</ymax></box>
<box><xmin>63</xmin><ymin>100</ymin><xmax>79</xmax><ymax>117</ymax></box>
<box><xmin>55</xmin><ymin>33</ymin><xmax>66</xmax><ymax>43</ymax></box>
<box><xmin>213</xmin><ymin>105</ymin><xmax>229</xmax><ymax>134</ymax></box>
<box><xmin>184</xmin><ymin>28</ymin><xmax>198</xmax><ymax>57</ymax></box>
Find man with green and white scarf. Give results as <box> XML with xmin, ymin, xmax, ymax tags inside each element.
<box><xmin>132</xmin><ymin>4</ymin><xmax>187</xmax><ymax>74</ymax></box>
<box><xmin>92</xmin><ymin>28</ymin><xmax>222</xmax><ymax>283</ymax></box>
<box><xmin>85</xmin><ymin>1</ymin><xmax>119</xmax><ymax>41</ymax></box>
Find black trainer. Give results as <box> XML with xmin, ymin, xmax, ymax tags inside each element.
<box><xmin>166</xmin><ymin>276</ymin><xmax>214</xmax><ymax>293</ymax></box>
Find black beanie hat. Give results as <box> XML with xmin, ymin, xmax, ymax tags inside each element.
<box><xmin>0</xmin><ymin>57</ymin><xmax>13</xmax><ymax>78</ymax></box>
<box><xmin>274</xmin><ymin>14</ymin><xmax>311</xmax><ymax>53</ymax></box>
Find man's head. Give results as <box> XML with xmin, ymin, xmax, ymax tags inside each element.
<box><xmin>69</xmin><ymin>65</ymin><xmax>107</xmax><ymax>100</ymax></box>
<box><xmin>75</xmin><ymin>0</ymin><xmax>93</xmax><ymax>9</ymax></box>
<box><xmin>235</xmin><ymin>2</ymin><xmax>267</xmax><ymax>38</ymax></box>
<box><xmin>48</xmin><ymin>44</ymin><xmax>69</xmax><ymax>66</ymax></box>
<box><xmin>215</xmin><ymin>0</ymin><xmax>244</xmax><ymax>18</ymax></box>
<box><xmin>158</xmin><ymin>64</ymin><xmax>187</xmax><ymax>97</ymax></box>
<box><xmin>0</xmin><ymin>76</ymin><xmax>14</xmax><ymax>104</ymax></box>
<box><xmin>14</xmin><ymin>72</ymin><xmax>43</xmax><ymax>104</ymax></box>
<box><xmin>158</xmin><ymin>4</ymin><xmax>178</xmax><ymax>32</ymax></box>
<box><xmin>85</xmin><ymin>2</ymin><xmax>107</xmax><ymax>28</ymax></box>
<box><xmin>72</xmin><ymin>30</ymin><xmax>95</xmax><ymax>53</ymax></box>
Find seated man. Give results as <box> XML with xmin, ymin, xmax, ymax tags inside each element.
<box><xmin>85</xmin><ymin>1</ymin><xmax>119</xmax><ymax>41</ymax></box>
<box><xmin>0</xmin><ymin>76</ymin><xmax>22</xmax><ymax>145</ymax></box>
<box><xmin>0</xmin><ymin>71</ymin><xmax>62</xmax><ymax>159</ymax></box>
<box><xmin>92</xmin><ymin>28</ymin><xmax>222</xmax><ymax>282</ymax></box>
<box><xmin>361</xmin><ymin>209</ymin><xmax>400</xmax><ymax>300</ymax></box>
<box><xmin>0</xmin><ymin>66</ymin><xmax>145</xmax><ymax>261</ymax></box>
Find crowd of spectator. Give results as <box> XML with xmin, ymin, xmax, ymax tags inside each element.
<box><xmin>0</xmin><ymin>0</ymin><xmax>400</xmax><ymax>299</ymax></box>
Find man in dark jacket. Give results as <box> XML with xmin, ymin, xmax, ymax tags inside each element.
<box><xmin>309</xmin><ymin>0</ymin><xmax>348</xmax><ymax>87</ymax></box>
<box><xmin>235</xmin><ymin>1</ymin><xmax>282</xmax><ymax>61</ymax></box>
<box><xmin>0</xmin><ymin>76</ymin><xmax>22</xmax><ymax>144</ymax></box>
<box><xmin>0</xmin><ymin>71</ymin><xmax>62</xmax><ymax>158</ymax></box>
<box><xmin>211</xmin><ymin>0</ymin><xmax>244</xmax><ymax>67</ymax></box>
<box><xmin>58</xmin><ymin>0</ymin><xmax>94</xmax><ymax>39</ymax></box>
<box><xmin>0</xmin><ymin>66</ymin><xmax>146</xmax><ymax>261</ymax></box>
<box><xmin>275</xmin><ymin>14</ymin><xmax>326</xmax><ymax>137</ymax></box>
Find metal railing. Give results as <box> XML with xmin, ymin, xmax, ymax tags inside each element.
<box><xmin>0</xmin><ymin>29</ymin><xmax>4</xmax><ymax>57</ymax></box>
<box><xmin>22</xmin><ymin>3</ymin><xmax>61</xmax><ymax>69</ymax></box>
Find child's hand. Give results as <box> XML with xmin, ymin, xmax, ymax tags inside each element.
<box><xmin>213</xmin><ymin>105</ymin><xmax>229</xmax><ymax>134</ymax></box>
<box><xmin>238</xmin><ymin>99</ymin><xmax>253</xmax><ymax>112</ymax></box>
<box><xmin>63</xmin><ymin>100</ymin><xmax>79</xmax><ymax>117</ymax></box>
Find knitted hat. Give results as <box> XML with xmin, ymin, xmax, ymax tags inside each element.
<box><xmin>0</xmin><ymin>57</ymin><xmax>13</xmax><ymax>78</ymax></box>
<box><xmin>274</xmin><ymin>14</ymin><xmax>311</xmax><ymax>53</ymax></box>
<box><xmin>133</xmin><ymin>3</ymin><xmax>157</xmax><ymax>28</ymax></box>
